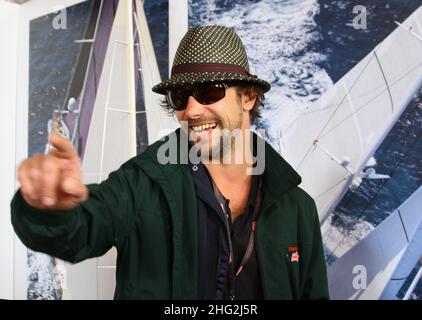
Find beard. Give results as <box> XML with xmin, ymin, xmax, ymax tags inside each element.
<box><xmin>191</xmin><ymin>106</ymin><xmax>244</xmax><ymax>164</ymax></box>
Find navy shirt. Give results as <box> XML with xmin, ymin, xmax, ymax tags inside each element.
<box><xmin>190</xmin><ymin>161</ymin><xmax>264</xmax><ymax>300</ymax></box>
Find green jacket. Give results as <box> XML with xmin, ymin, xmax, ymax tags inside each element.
<box><xmin>11</xmin><ymin>129</ymin><xmax>329</xmax><ymax>299</ymax></box>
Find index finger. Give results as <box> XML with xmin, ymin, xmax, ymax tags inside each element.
<box><xmin>48</xmin><ymin>135</ymin><xmax>77</xmax><ymax>160</ymax></box>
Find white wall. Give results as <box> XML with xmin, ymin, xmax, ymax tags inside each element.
<box><xmin>0</xmin><ymin>2</ymin><xmax>20</xmax><ymax>300</ymax></box>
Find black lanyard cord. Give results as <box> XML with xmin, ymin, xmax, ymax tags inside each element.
<box><xmin>212</xmin><ymin>177</ymin><xmax>262</xmax><ymax>300</ymax></box>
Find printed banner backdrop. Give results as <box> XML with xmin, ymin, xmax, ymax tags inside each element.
<box><xmin>188</xmin><ymin>0</ymin><xmax>421</xmax><ymax>300</ymax></box>
<box><xmin>21</xmin><ymin>0</ymin><xmax>421</xmax><ymax>299</ymax></box>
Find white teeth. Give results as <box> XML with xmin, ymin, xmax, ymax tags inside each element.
<box><xmin>192</xmin><ymin>123</ymin><xmax>217</xmax><ymax>131</ymax></box>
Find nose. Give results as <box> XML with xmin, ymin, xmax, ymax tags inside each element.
<box><xmin>183</xmin><ymin>96</ymin><xmax>204</xmax><ymax>120</ymax></box>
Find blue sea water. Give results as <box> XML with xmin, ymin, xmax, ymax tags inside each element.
<box><xmin>28</xmin><ymin>1</ymin><xmax>94</xmax><ymax>156</ymax></box>
<box><xmin>145</xmin><ymin>0</ymin><xmax>169</xmax><ymax>81</ymax></box>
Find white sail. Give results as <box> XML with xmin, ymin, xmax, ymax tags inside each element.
<box><xmin>279</xmin><ymin>6</ymin><xmax>422</xmax><ymax>222</ymax></box>
<box><xmin>380</xmin><ymin>222</ymin><xmax>422</xmax><ymax>300</ymax></box>
<box><xmin>60</xmin><ymin>0</ymin><xmax>139</xmax><ymax>300</ymax></box>
<box><xmin>402</xmin><ymin>264</ymin><xmax>422</xmax><ymax>300</ymax></box>
<box><xmin>73</xmin><ymin>0</ymin><xmax>177</xmax><ymax>300</ymax></box>
<box><xmin>82</xmin><ymin>0</ymin><xmax>137</xmax><ymax>184</ymax></box>
<box><xmin>134</xmin><ymin>0</ymin><xmax>179</xmax><ymax>143</ymax></box>
<box><xmin>327</xmin><ymin>186</ymin><xmax>422</xmax><ymax>300</ymax></box>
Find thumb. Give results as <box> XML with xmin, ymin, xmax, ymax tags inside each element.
<box><xmin>61</xmin><ymin>176</ymin><xmax>88</xmax><ymax>201</ymax></box>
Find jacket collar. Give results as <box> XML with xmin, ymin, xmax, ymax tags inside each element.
<box><xmin>137</xmin><ymin>128</ymin><xmax>302</xmax><ymax>199</ymax></box>
<box><xmin>260</xmin><ymin>134</ymin><xmax>302</xmax><ymax>199</ymax></box>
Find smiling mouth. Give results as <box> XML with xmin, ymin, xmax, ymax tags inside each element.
<box><xmin>190</xmin><ymin>122</ymin><xmax>218</xmax><ymax>133</ymax></box>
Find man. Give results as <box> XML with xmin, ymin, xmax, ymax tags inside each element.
<box><xmin>11</xmin><ymin>25</ymin><xmax>329</xmax><ymax>299</ymax></box>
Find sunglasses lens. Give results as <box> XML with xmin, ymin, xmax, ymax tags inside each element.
<box><xmin>194</xmin><ymin>83</ymin><xmax>226</xmax><ymax>105</ymax></box>
<box><xmin>168</xmin><ymin>87</ymin><xmax>190</xmax><ymax>111</ymax></box>
<box><xmin>167</xmin><ymin>83</ymin><xmax>227</xmax><ymax>110</ymax></box>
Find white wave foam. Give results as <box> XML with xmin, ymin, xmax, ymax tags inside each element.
<box><xmin>321</xmin><ymin>213</ymin><xmax>375</xmax><ymax>265</ymax></box>
<box><xmin>189</xmin><ymin>0</ymin><xmax>334</xmax><ymax>149</ymax></box>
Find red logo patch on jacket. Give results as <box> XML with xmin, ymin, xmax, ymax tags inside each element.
<box><xmin>287</xmin><ymin>247</ymin><xmax>300</xmax><ymax>262</ymax></box>
<box><xmin>290</xmin><ymin>251</ymin><xmax>299</xmax><ymax>262</ymax></box>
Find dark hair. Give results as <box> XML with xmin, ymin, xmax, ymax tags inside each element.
<box><xmin>160</xmin><ymin>97</ymin><xmax>176</xmax><ymax>117</ymax></box>
<box><xmin>233</xmin><ymin>83</ymin><xmax>265</xmax><ymax>124</ymax></box>
<box><xmin>160</xmin><ymin>82</ymin><xmax>266</xmax><ymax>125</ymax></box>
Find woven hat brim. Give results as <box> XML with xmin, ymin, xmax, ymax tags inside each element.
<box><xmin>152</xmin><ymin>71</ymin><xmax>271</xmax><ymax>95</ymax></box>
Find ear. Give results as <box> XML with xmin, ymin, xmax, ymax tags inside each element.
<box><xmin>242</xmin><ymin>88</ymin><xmax>257</xmax><ymax>111</ymax></box>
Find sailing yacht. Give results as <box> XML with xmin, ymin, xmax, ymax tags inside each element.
<box><xmin>328</xmin><ymin>186</ymin><xmax>422</xmax><ymax>299</ymax></box>
<box><xmin>279</xmin><ymin>5</ymin><xmax>422</xmax><ymax>224</ymax></box>
<box><xmin>278</xmin><ymin>6</ymin><xmax>422</xmax><ymax>300</ymax></box>
<box><xmin>41</xmin><ymin>0</ymin><xmax>178</xmax><ymax>299</ymax></box>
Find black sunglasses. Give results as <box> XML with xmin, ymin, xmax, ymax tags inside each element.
<box><xmin>166</xmin><ymin>83</ymin><xmax>229</xmax><ymax>111</ymax></box>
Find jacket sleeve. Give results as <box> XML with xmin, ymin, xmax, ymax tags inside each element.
<box><xmin>301</xmin><ymin>199</ymin><xmax>330</xmax><ymax>300</ymax></box>
<box><xmin>11</xmin><ymin>162</ymin><xmax>140</xmax><ymax>263</ymax></box>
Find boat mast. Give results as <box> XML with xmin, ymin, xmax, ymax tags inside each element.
<box><xmin>126</xmin><ymin>0</ymin><xmax>137</xmax><ymax>157</ymax></box>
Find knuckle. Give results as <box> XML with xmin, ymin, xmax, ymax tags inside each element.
<box><xmin>40</xmin><ymin>181</ymin><xmax>51</xmax><ymax>192</ymax></box>
<box><xmin>40</xmin><ymin>177</ymin><xmax>55</xmax><ymax>193</ymax></box>
<box><xmin>41</xmin><ymin>156</ymin><xmax>57</xmax><ymax>173</ymax></box>
<box><xmin>29</xmin><ymin>168</ymin><xmax>41</xmax><ymax>180</ymax></box>
<box><xmin>21</xmin><ymin>187</ymin><xmax>37</xmax><ymax>201</ymax></box>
